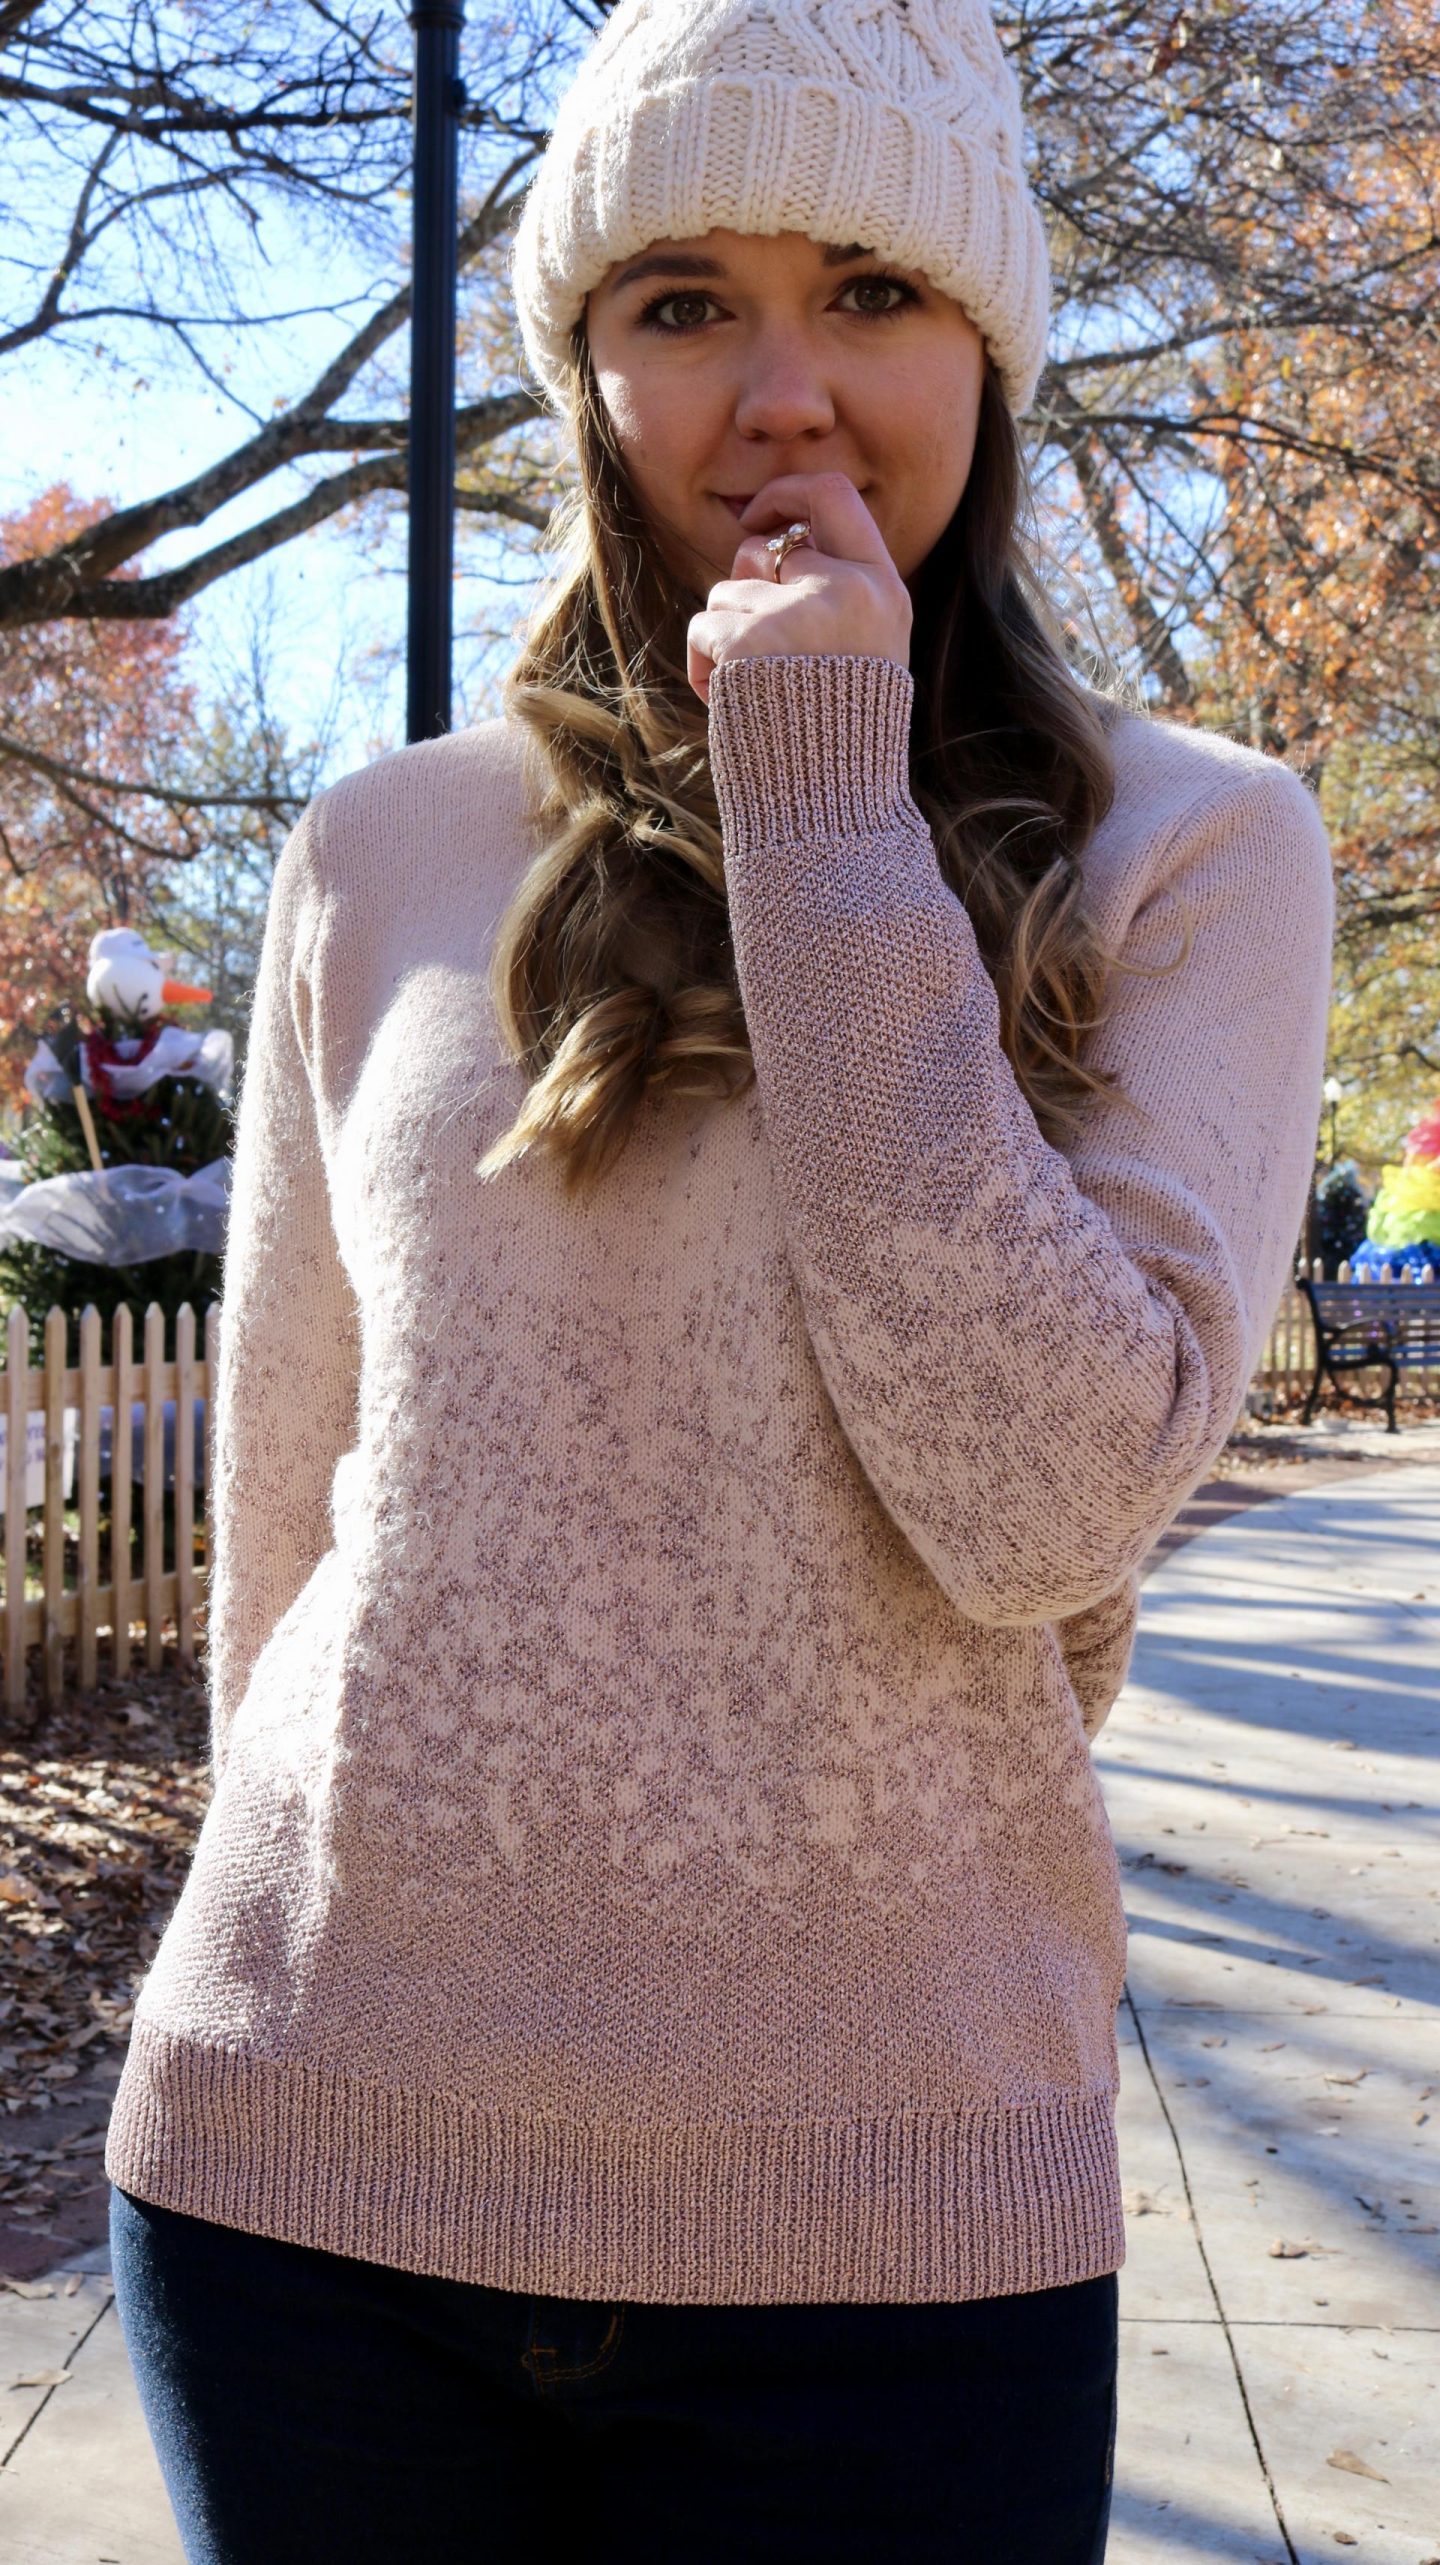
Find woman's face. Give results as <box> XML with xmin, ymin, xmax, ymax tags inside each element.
<box><xmin>584</xmin><ymin>228</ymin><xmax>986</xmax><ymax>594</ymax></box>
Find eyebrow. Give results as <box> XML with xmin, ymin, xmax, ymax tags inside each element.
<box><xmin>605</xmin><ymin>242</ymin><xmax>879</xmax><ymax>294</ymax></box>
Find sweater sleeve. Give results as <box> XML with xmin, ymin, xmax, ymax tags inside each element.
<box><xmin>706</xmin><ymin>651</ymin><xmax>1334</xmax><ymax>1629</ymax></box>
<box><xmin>203</xmin><ymin>794</ymin><xmax>362</xmax><ymax>1780</ymax></box>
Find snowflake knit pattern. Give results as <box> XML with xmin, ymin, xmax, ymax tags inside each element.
<box><xmin>105</xmin><ymin>654</ymin><xmax>1334</xmax><ymax>2304</ymax></box>
<box><xmin>511</xmin><ymin>0</ymin><xmax>1053</xmax><ymax>415</ymax></box>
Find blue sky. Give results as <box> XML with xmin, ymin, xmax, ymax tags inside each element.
<box><xmin>5</xmin><ymin>263</ymin><xmax>541</xmax><ymax>786</ymax></box>
<box><xmin>4</xmin><ymin>0</ymin><xmax>564</xmax><ymax>796</ymax></box>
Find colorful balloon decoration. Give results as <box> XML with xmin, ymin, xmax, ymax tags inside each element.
<box><xmin>1348</xmin><ymin>1098</ymin><xmax>1440</xmax><ymax>1280</ymax></box>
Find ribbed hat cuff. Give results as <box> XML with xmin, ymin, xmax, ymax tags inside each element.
<box><xmin>516</xmin><ymin>76</ymin><xmax>1045</xmax><ymax>415</ymax></box>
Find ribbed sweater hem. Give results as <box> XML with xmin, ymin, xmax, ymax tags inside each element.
<box><xmin>105</xmin><ymin>2018</ymin><xmax>1126</xmax><ymax>2306</ymax></box>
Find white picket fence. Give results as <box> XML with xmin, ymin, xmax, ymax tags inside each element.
<box><xmin>2</xmin><ymin>1298</ymin><xmax>218</xmax><ymax>1713</ymax></box>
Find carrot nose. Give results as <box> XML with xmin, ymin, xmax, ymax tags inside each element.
<box><xmin>161</xmin><ymin>978</ymin><xmax>213</xmax><ymax>1006</ymax></box>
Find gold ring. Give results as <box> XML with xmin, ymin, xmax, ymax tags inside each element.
<box><xmin>765</xmin><ymin>519</ymin><xmax>812</xmax><ymax>578</ymax></box>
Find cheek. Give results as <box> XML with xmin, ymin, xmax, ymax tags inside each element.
<box><xmin>922</xmin><ymin>402</ymin><xmax>978</xmax><ymax>504</ymax></box>
<box><xmin>592</xmin><ymin>366</ymin><xmax>704</xmax><ymax>504</ymax></box>
<box><xmin>888</xmin><ymin>367</ymin><xmax>980</xmax><ymax>520</ymax></box>
<box><xmin>917</xmin><ymin>351</ymin><xmax>981</xmax><ymax>472</ymax></box>
<box><xmin>592</xmin><ymin>364</ymin><xmax>644</xmax><ymax>448</ymax></box>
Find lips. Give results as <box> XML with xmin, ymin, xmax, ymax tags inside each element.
<box><xmin>715</xmin><ymin>487</ymin><xmax>871</xmax><ymax>517</ymax></box>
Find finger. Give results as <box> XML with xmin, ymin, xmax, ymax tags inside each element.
<box><xmin>703</xmin><ymin>575</ymin><xmax>807</xmax><ymax>617</ymax></box>
<box><xmin>728</xmin><ymin>524</ymin><xmax>828</xmax><ymax>586</ymax></box>
<box><xmin>701</xmin><ymin>580</ymin><xmax>764</xmax><ymax>614</ymax></box>
<box><xmin>689</xmin><ymin>588</ymin><xmax>798</xmax><ymax>699</ymax></box>
<box><xmin>686</xmin><ymin>609</ymin><xmax>731</xmax><ymax>706</ymax></box>
<box><xmin>736</xmin><ymin>471</ymin><xmax>889</xmax><ymax>568</ymax></box>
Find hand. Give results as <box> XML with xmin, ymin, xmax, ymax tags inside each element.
<box><xmin>686</xmin><ymin>472</ymin><xmax>913</xmax><ymax>708</ymax></box>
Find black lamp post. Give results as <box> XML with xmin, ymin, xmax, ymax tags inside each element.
<box><xmin>406</xmin><ymin>2</ymin><xmax>466</xmax><ymax>744</ymax></box>
<box><xmin>1324</xmin><ymin>1076</ymin><xmax>1343</xmax><ymax>1167</ymax></box>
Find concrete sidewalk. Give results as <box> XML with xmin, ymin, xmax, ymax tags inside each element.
<box><xmin>1102</xmin><ymin>1463</ymin><xmax>1438</xmax><ymax>2564</ymax></box>
<box><xmin>2</xmin><ymin>1464</ymin><xmax>1436</xmax><ymax>2563</ymax></box>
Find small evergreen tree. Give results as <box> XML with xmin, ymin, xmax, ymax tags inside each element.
<box><xmin>1313</xmin><ymin>1160</ymin><xmax>1371</xmax><ymax>1280</ymax></box>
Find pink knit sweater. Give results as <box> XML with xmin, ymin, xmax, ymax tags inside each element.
<box><xmin>105</xmin><ymin>654</ymin><xmax>1333</xmax><ymax>2303</ymax></box>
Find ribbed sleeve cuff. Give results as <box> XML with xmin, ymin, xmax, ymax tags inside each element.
<box><xmin>707</xmin><ymin>653</ymin><xmax>919</xmax><ymax>855</ymax></box>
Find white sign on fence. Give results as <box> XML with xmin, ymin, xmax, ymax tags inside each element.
<box><xmin>0</xmin><ymin>1407</ymin><xmax>78</xmax><ymax>1513</ymax></box>
<box><xmin>0</xmin><ymin>1400</ymin><xmax>206</xmax><ymax>1515</ymax></box>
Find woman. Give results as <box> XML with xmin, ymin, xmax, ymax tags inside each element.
<box><xmin>106</xmin><ymin>2</ymin><xmax>1334</xmax><ymax>2559</ymax></box>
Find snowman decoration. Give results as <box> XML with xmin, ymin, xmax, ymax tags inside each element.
<box><xmin>86</xmin><ymin>927</ymin><xmax>213</xmax><ymax>1023</ymax></box>
<box><xmin>22</xmin><ymin>930</ymin><xmax>233</xmax><ymax>1157</ymax></box>
<box><xmin>1</xmin><ymin>931</ymin><xmax>237</xmax><ymax>1268</ymax></box>
<box><xmin>78</xmin><ymin>929</ymin><xmax>225</xmax><ymax>1129</ymax></box>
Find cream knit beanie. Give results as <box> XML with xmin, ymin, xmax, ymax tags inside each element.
<box><xmin>511</xmin><ymin>0</ymin><xmax>1051</xmax><ymax>418</ymax></box>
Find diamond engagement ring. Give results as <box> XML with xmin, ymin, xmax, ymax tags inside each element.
<box><xmin>765</xmin><ymin>519</ymin><xmax>813</xmax><ymax>578</ymax></box>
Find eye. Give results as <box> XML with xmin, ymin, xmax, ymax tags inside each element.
<box><xmin>635</xmin><ymin>290</ymin><xmax>721</xmax><ymax>334</ymax></box>
<box><xmin>835</xmin><ymin>273</ymin><xmax>919</xmax><ymax>318</ymax></box>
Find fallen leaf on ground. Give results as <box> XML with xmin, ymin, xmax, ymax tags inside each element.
<box><xmin>0</xmin><ymin>1664</ymin><xmax>210</xmax><ymax>2244</ymax></box>
<box><xmin>1269</xmin><ymin>2240</ymin><xmax>1309</xmax><ymax>2257</ymax></box>
<box><xmin>9</xmin><ymin>2367</ymin><xmax>71</xmax><ymax>2389</ymax></box>
<box><xmin>1327</xmin><ymin>2450</ymin><xmax>1389</xmax><ymax>2483</ymax></box>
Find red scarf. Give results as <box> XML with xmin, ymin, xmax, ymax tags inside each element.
<box><xmin>82</xmin><ymin>1021</ymin><xmax>166</xmax><ymax>1121</ymax></box>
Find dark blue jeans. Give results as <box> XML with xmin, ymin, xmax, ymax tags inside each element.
<box><xmin>111</xmin><ymin>2184</ymin><xmax>1117</xmax><ymax>2563</ymax></box>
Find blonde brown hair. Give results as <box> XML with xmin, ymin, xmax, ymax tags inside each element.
<box><xmin>478</xmin><ymin>328</ymin><xmax>1183</xmax><ymax>1193</ymax></box>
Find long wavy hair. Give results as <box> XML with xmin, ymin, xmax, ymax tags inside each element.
<box><xmin>477</xmin><ymin>323</ymin><xmax>1185</xmax><ymax>1194</ymax></box>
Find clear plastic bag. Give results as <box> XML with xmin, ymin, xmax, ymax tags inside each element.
<box><xmin>0</xmin><ymin>1158</ymin><xmax>232</xmax><ymax>1264</ymax></box>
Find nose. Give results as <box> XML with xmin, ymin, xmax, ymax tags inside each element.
<box><xmin>731</xmin><ymin>323</ymin><xmax>837</xmax><ymax>445</ymax></box>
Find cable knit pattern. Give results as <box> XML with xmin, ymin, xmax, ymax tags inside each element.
<box><xmin>105</xmin><ymin>658</ymin><xmax>1334</xmax><ymax>2304</ymax></box>
<box><xmin>511</xmin><ymin>0</ymin><xmax>1052</xmax><ymax>416</ymax></box>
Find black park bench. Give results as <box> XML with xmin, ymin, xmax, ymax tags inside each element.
<box><xmin>1299</xmin><ymin>1273</ymin><xmax>1440</xmax><ymax>1435</ymax></box>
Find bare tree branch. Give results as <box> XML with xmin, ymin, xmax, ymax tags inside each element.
<box><xmin>1045</xmin><ymin>388</ymin><xmax>1194</xmax><ymax>705</ymax></box>
<box><xmin>0</xmin><ymin>731</ymin><xmax>306</xmax><ymax>813</ymax></box>
<box><xmin>2</xmin><ymin>395</ymin><xmax>543</xmax><ymax>625</ymax></box>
